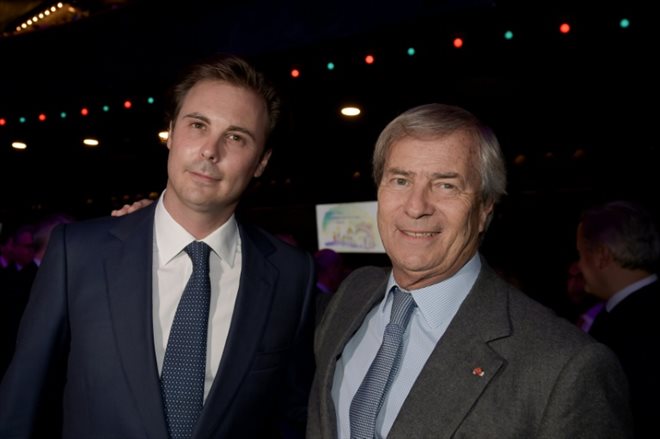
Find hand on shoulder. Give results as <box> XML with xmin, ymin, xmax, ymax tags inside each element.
<box><xmin>111</xmin><ymin>199</ymin><xmax>154</xmax><ymax>217</ymax></box>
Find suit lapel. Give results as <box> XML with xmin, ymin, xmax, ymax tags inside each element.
<box><xmin>318</xmin><ymin>267</ymin><xmax>389</xmax><ymax>438</ymax></box>
<box><xmin>194</xmin><ymin>223</ymin><xmax>279</xmax><ymax>437</ymax></box>
<box><xmin>104</xmin><ymin>204</ymin><xmax>169</xmax><ymax>439</ymax></box>
<box><xmin>389</xmin><ymin>264</ymin><xmax>511</xmax><ymax>437</ymax></box>
<box><xmin>327</xmin><ymin>274</ymin><xmax>387</xmax><ymax>363</ymax></box>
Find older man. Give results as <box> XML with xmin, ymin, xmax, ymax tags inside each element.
<box><xmin>307</xmin><ymin>103</ymin><xmax>632</xmax><ymax>438</ymax></box>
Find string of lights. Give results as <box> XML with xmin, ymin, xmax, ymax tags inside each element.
<box><xmin>0</xmin><ymin>12</ymin><xmax>636</xmax><ymax>152</ymax></box>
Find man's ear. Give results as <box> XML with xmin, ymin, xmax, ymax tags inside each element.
<box><xmin>254</xmin><ymin>149</ymin><xmax>272</xmax><ymax>177</ymax></box>
<box><xmin>595</xmin><ymin>244</ymin><xmax>614</xmax><ymax>269</ymax></box>
<box><xmin>478</xmin><ymin>200</ymin><xmax>495</xmax><ymax>233</ymax></box>
<box><xmin>166</xmin><ymin>122</ymin><xmax>173</xmax><ymax>150</ymax></box>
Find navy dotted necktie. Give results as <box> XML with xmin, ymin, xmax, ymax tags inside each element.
<box><xmin>161</xmin><ymin>241</ymin><xmax>211</xmax><ymax>439</ymax></box>
<box><xmin>349</xmin><ymin>287</ymin><xmax>416</xmax><ymax>439</ymax></box>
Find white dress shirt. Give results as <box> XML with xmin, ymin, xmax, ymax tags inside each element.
<box><xmin>332</xmin><ymin>253</ymin><xmax>481</xmax><ymax>438</ymax></box>
<box><xmin>152</xmin><ymin>194</ymin><xmax>242</xmax><ymax>401</ymax></box>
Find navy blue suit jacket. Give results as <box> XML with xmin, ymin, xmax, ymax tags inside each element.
<box><xmin>589</xmin><ymin>280</ymin><xmax>660</xmax><ymax>438</ymax></box>
<box><xmin>0</xmin><ymin>204</ymin><xmax>316</xmax><ymax>438</ymax></box>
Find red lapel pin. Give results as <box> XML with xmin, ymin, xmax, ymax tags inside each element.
<box><xmin>472</xmin><ymin>367</ymin><xmax>485</xmax><ymax>377</ymax></box>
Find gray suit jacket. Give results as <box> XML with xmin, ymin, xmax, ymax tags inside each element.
<box><xmin>308</xmin><ymin>261</ymin><xmax>633</xmax><ymax>438</ymax></box>
<box><xmin>0</xmin><ymin>204</ymin><xmax>315</xmax><ymax>438</ymax></box>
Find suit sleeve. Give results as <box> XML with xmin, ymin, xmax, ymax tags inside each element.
<box><xmin>0</xmin><ymin>224</ymin><xmax>70</xmax><ymax>438</ymax></box>
<box><xmin>279</xmin><ymin>250</ymin><xmax>317</xmax><ymax>437</ymax></box>
<box><xmin>536</xmin><ymin>342</ymin><xmax>633</xmax><ymax>438</ymax></box>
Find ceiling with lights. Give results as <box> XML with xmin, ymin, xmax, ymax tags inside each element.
<box><xmin>0</xmin><ymin>1</ymin><xmax>134</xmax><ymax>36</ymax></box>
<box><xmin>0</xmin><ymin>0</ymin><xmax>657</xmax><ymax>261</ymax></box>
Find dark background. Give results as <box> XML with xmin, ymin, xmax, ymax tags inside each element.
<box><xmin>1</xmin><ymin>0</ymin><xmax>658</xmax><ymax>303</ymax></box>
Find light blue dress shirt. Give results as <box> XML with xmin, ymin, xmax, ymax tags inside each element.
<box><xmin>332</xmin><ymin>253</ymin><xmax>482</xmax><ymax>438</ymax></box>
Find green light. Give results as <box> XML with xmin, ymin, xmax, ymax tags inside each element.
<box><xmin>620</xmin><ymin>18</ymin><xmax>630</xmax><ymax>29</ymax></box>
<box><xmin>504</xmin><ymin>30</ymin><xmax>514</xmax><ymax>40</ymax></box>
<box><xmin>102</xmin><ymin>105</ymin><xmax>110</xmax><ymax>112</ymax></box>
<box><xmin>60</xmin><ymin>112</ymin><xmax>67</xmax><ymax>119</ymax></box>
<box><xmin>407</xmin><ymin>47</ymin><xmax>416</xmax><ymax>56</ymax></box>
<box><xmin>147</xmin><ymin>97</ymin><xmax>155</xmax><ymax>104</ymax></box>
<box><xmin>19</xmin><ymin>116</ymin><xmax>26</xmax><ymax>123</ymax></box>
<box><xmin>326</xmin><ymin>62</ymin><xmax>335</xmax><ymax>71</ymax></box>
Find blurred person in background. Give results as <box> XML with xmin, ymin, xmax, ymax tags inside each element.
<box><xmin>313</xmin><ymin>248</ymin><xmax>350</xmax><ymax>323</ymax></box>
<box><xmin>0</xmin><ymin>223</ymin><xmax>37</xmax><ymax>379</ymax></box>
<box><xmin>579</xmin><ymin>200</ymin><xmax>660</xmax><ymax>438</ymax></box>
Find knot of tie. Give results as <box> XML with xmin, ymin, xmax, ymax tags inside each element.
<box><xmin>389</xmin><ymin>286</ymin><xmax>416</xmax><ymax>327</ymax></box>
<box><xmin>185</xmin><ymin>240</ymin><xmax>211</xmax><ymax>274</ymax></box>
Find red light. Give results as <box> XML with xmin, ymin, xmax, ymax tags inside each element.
<box><xmin>38</xmin><ymin>113</ymin><xmax>46</xmax><ymax>122</ymax></box>
<box><xmin>560</xmin><ymin>23</ymin><xmax>571</xmax><ymax>34</ymax></box>
<box><xmin>0</xmin><ymin>118</ymin><xmax>6</xmax><ymax>126</ymax></box>
<box><xmin>453</xmin><ymin>38</ymin><xmax>464</xmax><ymax>48</ymax></box>
<box><xmin>124</xmin><ymin>100</ymin><xmax>132</xmax><ymax>109</ymax></box>
<box><xmin>365</xmin><ymin>55</ymin><xmax>375</xmax><ymax>64</ymax></box>
<box><xmin>291</xmin><ymin>69</ymin><xmax>300</xmax><ymax>78</ymax></box>
<box><xmin>81</xmin><ymin>108</ymin><xmax>89</xmax><ymax>116</ymax></box>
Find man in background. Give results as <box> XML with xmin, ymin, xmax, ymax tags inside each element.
<box><xmin>314</xmin><ymin>248</ymin><xmax>349</xmax><ymax>322</ymax></box>
<box><xmin>579</xmin><ymin>200</ymin><xmax>659</xmax><ymax>438</ymax></box>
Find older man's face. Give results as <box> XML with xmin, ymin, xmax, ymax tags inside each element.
<box><xmin>376</xmin><ymin>132</ymin><xmax>492</xmax><ymax>290</ymax></box>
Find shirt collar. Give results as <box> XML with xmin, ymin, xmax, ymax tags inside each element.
<box><xmin>385</xmin><ymin>253</ymin><xmax>481</xmax><ymax>328</ymax></box>
<box><xmin>154</xmin><ymin>191</ymin><xmax>239</xmax><ymax>267</ymax></box>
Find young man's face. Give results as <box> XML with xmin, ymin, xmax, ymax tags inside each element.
<box><xmin>164</xmin><ymin>80</ymin><xmax>271</xmax><ymax>222</ymax></box>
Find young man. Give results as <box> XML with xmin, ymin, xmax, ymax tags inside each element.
<box><xmin>307</xmin><ymin>103</ymin><xmax>632</xmax><ymax>438</ymax></box>
<box><xmin>0</xmin><ymin>54</ymin><xmax>315</xmax><ymax>439</ymax></box>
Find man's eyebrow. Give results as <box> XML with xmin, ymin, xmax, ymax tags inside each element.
<box><xmin>386</xmin><ymin>168</ymin><xmax>460</xmax><ymax>179</ymax></box>
<box><xmin>430</xmin><ymin>171</ymin><xmax>460</xmax><ymax>179</ymax></box>
<box><xmin>181</xmin><ymin>112</ymin><xmax>211</xmax><ymax>124</ymax></box>
<box><xmin>226</xmin><ymin>125</ymin><xmax>257</xmax><ymax>143</ymax></box>
<box><xmin>386</xmin><ymin>167</ymin><xmax>412</xmax><ymax>176</ymax></box>
<box><xmin>181</xmin><ymin>113</ymin><xmax>257</xmax><ymax>142</ymax></box>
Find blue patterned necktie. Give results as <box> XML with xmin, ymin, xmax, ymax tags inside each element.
<box><xmin>349</xmin><ymin>287</ymin><xmax>416</xmax><ymax>439</ymax></box>
<box><xmin>161</xmin><ymin>241</ymin><xmax>211</xmax><ymax>439</ymax></box>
